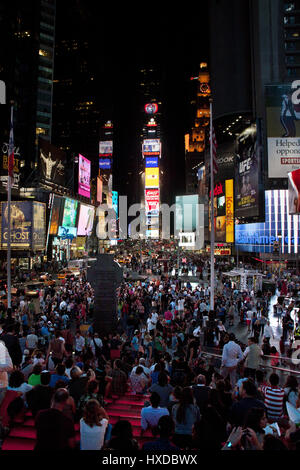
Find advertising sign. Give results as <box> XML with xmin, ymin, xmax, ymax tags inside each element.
<box><xmin>97</xmin><ymin>176</ymin><xmax>103</xmax><ymax>204</ymax></box>
<box><xmin>49</xmin><ymin>195</ymin><xmax>63</xmax><ymax>236</ymax></box>
<box><xmin>143</xmin><ymin>139</ymin><xmax>160</xmax><ymax>156</ymax></box>
<box><xmin>146</xmin><ymin>229</ymin><xmax>159</xmax><ymax>238</ymax></box>
<box><xmin>33</xmin><ymin>202</ymin><xmax>46</xmax><ymax>250</ymax></box>
<box><xmin>39</xmin><ymin>138</ymin><xmax>65</xmax><ymax>187</ymax></box>
<box><xmin>265</xmin><ymin>83</ymin><xmax>300</xmax><ymax>178</ymax></box>
<box><xmin>145</xmin><ymin>103</ymin><xmax>158</xmax><ymax>115</ymax></box>
<box><xmin>112</xmin><ymin>191</ymin><xmax>118</xmax><ymax>217</ymax></box>
<box><xmin>235</xmin><ymin>123</ymin><xmax>261</xmax><ymax>218</ymax></box>
<box><xmin>77</xmin><ymin>204</ymin><xmax>95</xmax><ymax>236</ymax></box>
<box><xmin>58</xmin><ymin>226</ymin><xmax>77</xmax><ymax>239</ymax></box>
<box><xmin>99</xmin><ymin>159</ymin><xmax>111</xmax><ymax>170</ymax></box>
<box><xmin>209</xmin><ymin>179</ymin><xmax>234</xmax><ymax>242</ymax></box>
<box><xmin>176</xmin><ymin>195</ymin><xmax>199</xmax><ymax>232</ymax></box>
<box><xmin>1</xmin><ymin>141</ymin><xmax>20</xmax><ymax>189</ymax></box>
<box><xmin>145</xmin><ymin>167</ymin><xmax>159</xmax><ymax>188</ymax></box>
<box><xmin>99</xmin><ymin>140</ymin><xmax>113</xmax><ymax>156</ymax></box>
<box><xmin>145</xmin><ymin>156</ymin><xmax>159</xmax><ymax>168</ymax></box>
<box><xmin>179</xmin><ymin>232</ymin><xmax>195</xmax><ymax>247</ymax></box>
<box><xmin>78</xmin><ymin>154</ymin><xmax>91</xmax><ymax>198</ymax></box>
<box><xmin>62</xmin><ymin>198</ymin><xmax>78</xmax><ymax>228</ymax></box>
<box><xmin>0</xmin><ymin>201</ymin><xmax>32</xmax><ymax>248</ymax></box>
<box><xmin>145</xmin><ymin>189</ymin><xmax>160</xmax><ymax>215</ymax></box>
<box><xmin>235</xmin><ymin>189</ymin><xmax>300</xmax><ymax>254</ymax></box>
<box><xmin>225</xmin><ymin>179</ymin><xmax>234</xmax><ymax>243</ymax></box>
<box><xmin>288</xmin><ymin>168</ymin><xmax>300</xmax><ymax>214</ymax></box>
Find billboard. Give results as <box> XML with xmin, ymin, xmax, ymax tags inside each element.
<box><xmin>145</xmin><ymin>156</ymin><xmax>159</xmax><ymax>168</ymax></box>
<box><xmin>62</xmin><ymin>198</ymin><xmax>78</xmax><ymax>228</ymax></box>
<box><xmin>235</xmin><ymin>123</ymin><xmax>261</xmax><ymax>218</ymax></box>
<box><xmin>99</xmin><ymin>159</ymin><xmax>111</xmax><ymax>170</ymax></box>
<box><xmin>77</xmin><ymin>203</ymin><xmax>95</xmax><ymax>236</ymax></box>
<box><xmin>0</xmin><ymin>201</ymin><xmax>46</xmax><ymax>250</ymax></box>
<box><xmin>209</xmin><ymin>179</ymin><xmax>235</xmax><ymax>242</ymax></box>
<box><xmin>288</xmin><ymin>168</ymin><xmax>300</xmax><ymax>214</ymax></box>
<box><xmin>39</xmin><ymin>138</ymin><xmax>65</xmax><ymax>187</ymax></box>
<box><xmin>58</xmin><ymin>226</ymin><xmax>77</xmax><ymax>239</ymax></box>
<box><xmin>99</xmin><ymin>140</ymin><xmax>113</xmax><ymax>156</ymax></box>
<box><xmin>235</xmin><ymin>189</ymin><xmax>300</xmax><ymax>254</ymax></box>
<box><xmin>143</xmin><ymin>139</ymin><xmax>160</xmax><ymax>156</ymax></box>
<box><xmin>145</xmin><ymin>167</ymin><xmax>159</xmax><ymax>188</ymax></box>
<box><xmin>265</xmin><ymin>83</ymin><xmax>300</xmax><ymax>178</ymax></box>
<box><xmin>49</xmin><ymin>195</ymin><xmax>63</xmax><ymax>236</ymax></box>
<box><xmin>97</xmin><ymin>176</ymin><xmax>103</xmax><ymax>203</ymax></box>
<box><xmin>112</xmin><ymin>191</ymin><xmax>118</xmax><ymax>217</ymax></box>
<box><xmin>145</xmin><ymin>189</ymin><xmax>159</xmax><ymax>215</ymax></box>
<box><xmin>176</xmin><ymin>195</ymin><xmax>199</xmax><ymax>232</ymax></box>
<box><xmin>32</xmin><ymin>202</ymin><xmax>46</xmax><ymax>251</ymax></box>
<box><xmin>78</xmin><ymin>154</ymin><xmax>91</xmax><ymax>198</ymax></box>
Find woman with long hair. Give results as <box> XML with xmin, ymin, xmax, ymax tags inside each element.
<box><xmin>171</xmin><ymin>387</ymin><xmax>200</xmax><ymax>449</ymax></box>
<box><xmin>80</xmin><ymin>399</ymin><xmax>109</xmax><ymax>450</ymax></box>
<box><xmin>284</xmin><ymin>375</ymin><xmax>299</xmax><ymax>408</ymax></box>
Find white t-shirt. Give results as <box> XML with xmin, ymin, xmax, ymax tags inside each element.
<box><xmin>177</xmin><ymin>299</ymin><xmax>185</xmax><ymax>310</ymax></box>
<box><xmin>147</xmin><ymin>317</ymin><xmax>156</xmax><ymax>332</ymax></box>
<box><xmin>26</xmin><ymin>334</ymin><xmax>38</xmax><ymax>349</ymax></box>
<box><xmin>80</xmin><ymin>418</ymin><xmax>108</xmax><ymax>450</ymax></box>
<box><xmin>75</xmin><ymin>336</ymin><xmax>85</xmax><ymax>352</ymax></box>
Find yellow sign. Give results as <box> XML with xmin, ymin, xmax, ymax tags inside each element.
<box><xmin>225</xmin><ymin>179</ymin><xmax>234</xmax><ymax>243</ymax></box>
<box><xmin>145</xmin><ymin>167</ymin><xmax>159</xmax><ymax>188</ymax></box>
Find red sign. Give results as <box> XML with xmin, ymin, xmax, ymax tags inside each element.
<box><xmin>209</xmin><ymin>182</ymin><xmax>223</xmax><ymax>198</ymax></box>
<box><xmin>145</xmin><ymin>189</ymin><xmax>159</xmax><ymax>214</ymax></box>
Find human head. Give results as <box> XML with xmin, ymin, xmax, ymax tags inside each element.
<box><xmin>83</xmin><ymin>399</ymin><xmax>104</xmax><ymax>427</ymax></box>
<box><xmin>196</xmin><ymin>374</ymin><xmax>206</xmax><ymax>385</ymax></box>
<box><xmin>244</xmin><ymin>407</ymin><xmax>267</xmax><ymax>432</ymax></box>
<box><xmin>284</xmin><ymin>375</ymin><xmax>298</xmax><ymax>390</ymax></box>
<box><xmin>32</xmin><ymin>363</ymin><xmax>43</xmax><ymax>375</ymax></box>
<box><xmin>40</xmin><ymin>370</ymin><xmax>51</xmax><ymax>386</ymax></box>
<box><xmin>56</xmin><ymin>363</ymin><xmax>66</xmax><ymax>376</ymax></box>
<box><xmin>269</xmin><ymin>373</ymin><xmax>280</xmax><ymax>387</ymax></box>
<box><xmin>157</xmin><ymin>415</ymin><xmax>175</xmax><ymax>438</ymax></box>
<box><xmin>241</xmin><ymin>380</ymin><xmax>258</xmax><ymax>398</ymax></box>
<box><xmin>8</xmin><ymin>370</ymin><xmax>25</xmax><ymax>388</ymax></box>
<box><xmin>51</xmin><ymin>388</ymin><xmax>70</xmax><ymax>409</ymax></box>
<box><xmin>111</xmin><ymin>419</ymin><xmax>133</xmax><ymax>439</ymax></box>
<box><xmin>135</xmin><ymin>366</ymin><xmax>143</xmax><ymax>376</ymax></box>
<box><xmin>70</xmin><ymin>366</ymin><xmax>82</xmax><ymax>379</ymax></box>
<box><xmin>158</xmin><ymin>372</ymin><xmax>168</xmax><ymax>387</ymax></box>
<box><xmin>150</xmin><ymin>392</ymin><xmax>161</xmax><ymax>408</ymax></box>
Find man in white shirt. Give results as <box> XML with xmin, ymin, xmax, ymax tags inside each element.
<box><xmin>131</xmin><ymin>358</ymin><xmax>151</xmax><ymax>378</ymax></box>
<box><xmin>263</xmin><ymin>320</ymin><xmax>274</xmax><ymax>341</ymax></box>
<box><xmin>74</xmin><ymin>332</ymin><xmax>85</xmax><ymax>355</ymax></box>
<box><xmin>140</xmin><ymin>392</ymin><xmax>169</xmax><ymax>435</ymax></box>
<box><xmin>26</xmin><ymin>329</ymin><xmax>39</xmax><ymax>351</ymax></box>
<box><xmin>221</xmin><ymin>333</ymin><xmax>243</xmax><ymax>387</ymax></box>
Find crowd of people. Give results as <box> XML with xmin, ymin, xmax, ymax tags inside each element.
<box><xmin>0</xmin><ymin>249</ymin><xmax>300</xmax><ymax>452</ymax></box>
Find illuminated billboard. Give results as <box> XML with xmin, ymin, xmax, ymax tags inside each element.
<box><xmin>112</xmin><ymin>191</ymin><xmax>118</xmax><ymax>217</ymax></box>
<box><xmin>77</xmin><ymin>203</ymin><xmax>95</xmax><ymax>236</ymax></box>
<box><xmin>235</xmin><ymin>123</ymin><xmax>262</xmax><ymax>218</ymax></box>
<box><xmin>145</xmin><ymin>103</ymin><xmax>158</xmax><ymax>115</ymax></box>
<box><xmin>99</xmin><ymin>140</ymin><xmax>113</xmax><ymax>156</ymax></box>
<box><xmin>209</xmin><ymin>179</ymin><xmax>234</xmax><ymax>243</ymax></box>
<box><xmin>49</xmin><ymin>195</ymin><xmax>63</xmax><ymax>236</ymax></box>
<box><xmin>235</xmin><ymin>189</ymin><xmax>300</xmax><ymax>254</ymax></box>
<box><xmin>62</xmin><ymin>198</ymin><xmax>78</xmax><ymax>228</ymax></box>
<box><xmin>78</xmin><ymin>154</ymin><xmax>91</xmax><ymax>198</ymax></box>
<box><xmin>145</xmin><ymin>189</ymin><xmax>160</xmax><ymax>215</ymax></box>
<box><xmin>0</xmin><ymin>201</ymin><xmax>46</xmax><ymax>250</ymax></box>
<box><xmin>265</xmin><ymin>83</ymin><xmax>300</xmax><ymax>178</ymax></box>
<box><xmin>97</xmin><ymin>176</ymin><xmax>103</xmax><ymax>203</ymax></box>
<box><xmin>143</xmin><ymin>139</ymin><xmax>160</xmax><ymax>156</ymax></box>
<box><xmin>145</xmin><ymin>167</ymin><xmax>159</xmax><ymax>188</ymax></box>
<box><xmin>176</xmin><ymin>195</ymin><xmax>199</xmax><ymax>233</ymax></box>
<box><xmin>145</xmin><ymin>156</ymin><xmax>159</xmax><ymax>168</ymax></box>
<box><xmin>288</xmin><ymin>168</ymin><xmax>300</xmax><ymax>215</ymax></box>
<box><xmin>39</xmin><ymin>138</ymin><xmax>65</xmax><ymax>188</ymax></box>
<box><xmin>99</xmin><ymin>159</ymin><xmax>111</xmax><ymax>170</ymax></box>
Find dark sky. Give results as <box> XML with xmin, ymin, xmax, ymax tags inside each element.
<box><xmin>55</xmin><ymin>2</ymin><xmax>210</xmax><ymax>204</ymax></box>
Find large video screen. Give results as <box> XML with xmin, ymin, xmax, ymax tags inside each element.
<box><xmin>145</xmin><ymin>189</ymin><xmax>160</xmax><ymax>215</ymax></box>
<box><xmin>99</xmin><ymin>140</ymin><xmax>113</xmax><ymax>156</ymax></box>
<box><xmin>143</xmin><ymin>139</ymin><xmax>160</xmax><ymax>155</ymax></box>
<box><xmin>145</xmin><ymin>167</ymin><xmax>159</xmax><ymax>188</ymax></box>
<box><xmin>49</xmin><ymin>195</ymin><xmax>63</xmax><ymax>236</ymax></box>
<box><xmin>62</xmin><ymin>198</ymin><xmax>78</xmax><ymax>227</ymax></box>
<box><xmin>77</xmin><ymin>203</ymin><xmax>95</xmax><ymax>236</ymax></box>
<box><xmin>288</xmin><ymin>168</ymin><xmax>300</xmax><ymax>215</ymax></box>
<box><xmin>78</xmin><ymin>154</ymin><xmax>91</xmax><ymax>198</ymax></box>
<box><xmin>175</xmin><ymin>195</ymin><xmax>199</xmax><ymax>232</ymax></box>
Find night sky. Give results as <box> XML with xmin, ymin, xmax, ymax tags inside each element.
<box><xmin>55</xmin><ymin>1</ymin><xmax>210</xmax><ymax>205</ymax></box>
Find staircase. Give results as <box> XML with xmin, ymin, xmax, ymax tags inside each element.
<box><xmin>1</xmin><ymin>392</ymin><xmax>153</xmax><ymax>451</ymax></box>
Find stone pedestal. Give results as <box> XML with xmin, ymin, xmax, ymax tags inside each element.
<box><xmin>87</xmin><ymin>254</ymin><xmax>123</xmax><ymax>334</ymax></box>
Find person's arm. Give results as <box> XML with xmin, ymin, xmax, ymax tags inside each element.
<box><xmin>221</xmin><ymin>426</ymin><xmax>243</xmax><ymax>450</ymax></box>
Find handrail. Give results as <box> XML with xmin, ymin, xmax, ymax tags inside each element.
<box><xmin>199</xmin><ymin>351</ymin><xmax>300</xmax><ymax>375</ymax></box>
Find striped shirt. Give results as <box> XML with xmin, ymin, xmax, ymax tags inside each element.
<box><xmin>261</xmin><ymin>385</ymin><xmax>285</xmax><ymax>421</ymax></box>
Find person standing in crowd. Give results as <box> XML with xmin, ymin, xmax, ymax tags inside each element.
<box><xmin>242</xmin><ymin>337</ymin><xmax>263</xmax><ymax>380</ymax></box>
<box><xmin>220</xmin><ymin>333</ymin><xmax>243</xmax><ymax>387</ymax></box>
<box><xmin>0</xmin><ymin>340</ymin><xmax>13</xmax><ymax>404</ymax></box>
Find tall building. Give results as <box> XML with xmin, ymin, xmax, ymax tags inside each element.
<box><xmin>0</xmin><ymin>0</ymin><xmax>56</xmax><ymax>186</ymax></box>
<box><xmin>185</xmin><ymin>63</ymin><xmax>211</xmax><ymax>195</ymax></box>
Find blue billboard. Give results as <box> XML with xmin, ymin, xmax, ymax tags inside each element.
<box><xmin>145</xmin><ymin>156</ymin><xmax>159</xmax><ymax>168</ymax></box>
<box><xmin>235</xmin><ymin>190</ymin><xmax>300</xmax><ymax>254</ymax></box>
<box><xmin>99</xmin><ymin>159</ymin><xmax>111</xmax><ymax>170</ymax></box>
<box><xmin>112</xmin><ymin>191</ymin><xmax>118</xmax><ymax>217</ymax></box>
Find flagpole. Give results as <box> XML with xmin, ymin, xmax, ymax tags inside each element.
<box><xmin>7</xmin><ymin>103</ymin><xmax>13</xmax><ymax>319</ymax></box>
<box><xmin>209</xmin><ymin>98</ymin><xmax>215</xmax><ymax>312</ymax></box>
